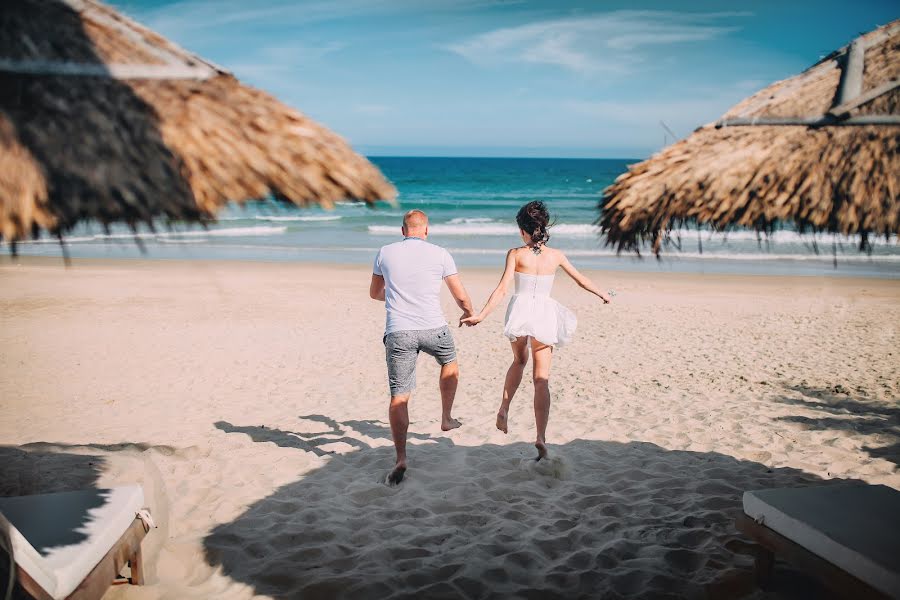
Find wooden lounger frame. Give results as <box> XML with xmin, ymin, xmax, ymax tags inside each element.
<box><xmin>736</xmin><ymin>513</ymin><xmax>890</xmax><ymax>600</ymax></box>
<box><xmin>13</xmin><ymin>517</ymin><xmax>147</xmax><ymax>600</ymax></box>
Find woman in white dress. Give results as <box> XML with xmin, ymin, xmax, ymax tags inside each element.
<box><xmin>462</xmin><ymin>201</ymin><xmax>611</xmax><ymax>460</ymax></box>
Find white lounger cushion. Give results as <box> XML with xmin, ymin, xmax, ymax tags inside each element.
<box><xmin>743</xmin><ymin>483</ymin><xmax>900</xmax><ymax>598</ymax></box>
<box><xmin>0</xmin><ymin>485</ymin><xmax>145</xmax><ymax>599</ymax></box>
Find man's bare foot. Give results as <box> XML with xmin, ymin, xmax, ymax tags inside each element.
<box><xmin>441</xmin><ymin>417</ymin><xmax>462</xmax><ymax>431</ymax></box>
<box><xmin>534</xmin><ymin>441</ymin><xmax>548</xmax><ymax>461</ymax></box>
<box><xmin>496</xmin><ymin>410</ymin><xmax>508</xmax><ymax>434</ymax></box>
<box><xmin>387</xmin><ymin>462</ymin><xmax>407</xmax><ymax>486</ymax></box>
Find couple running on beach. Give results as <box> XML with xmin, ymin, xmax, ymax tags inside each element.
<box><xmin>369</xmin><ymin>201</ymin><xmax>611</xmax><ymax>485</ymax></box>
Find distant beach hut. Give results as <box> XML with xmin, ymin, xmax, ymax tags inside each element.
<box><xmin>0</xmin><ymin>0</ymin><xmax>395</xmax><ymax>251</ymax></box>
<box><xmin>599</xmin><ymin>20</ymin><xmax>899</xmax><ymax>256</ymax></box>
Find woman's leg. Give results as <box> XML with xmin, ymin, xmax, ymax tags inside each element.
<box><xmin>530</xmin><ymin>338</ymin><xmax>553</xmax><ymax>460</ymax></box>
<box><xmin>497</xmin><ymin>337</ymin><xmax>530</xmax><ymax>433</ymax></box>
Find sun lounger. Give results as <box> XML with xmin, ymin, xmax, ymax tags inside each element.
<box><xmin>0</xmin><ymin>485</ymin><xmax>152</xmax><ymax>600</ymax></box>
<box><xmin>737</xmin><ymin>483</ymin><xmax>900</xmax><ymax>599</ymax></box>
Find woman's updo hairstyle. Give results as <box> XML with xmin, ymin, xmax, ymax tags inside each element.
<box><xmin>516</xmin><ymin>200</ymin><xmax>551</xmax><ymax>250</ymax></box>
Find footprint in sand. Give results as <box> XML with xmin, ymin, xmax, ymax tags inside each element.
<box><xmin>519</xmin><ymin>454</ymin><xmax>570</xmax><ymax>480</ymax></box>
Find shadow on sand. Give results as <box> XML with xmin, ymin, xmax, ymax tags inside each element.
<box><xmin>0</xmin><ymin>445</ymin><xmax>105</xmax><ymax>497</ymax></box>
<box><xmin>774</xmin><ymin>384</ymin><xmax>900</xmax><ymax>466</ymax></box>
<box><xmin>204</xmin><ymin>416</ymin><xmax>847</xmax><ymax>599</ymax></box>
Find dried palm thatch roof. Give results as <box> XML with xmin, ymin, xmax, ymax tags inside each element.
<box><xmin>600</xmin><ymin>20</ymin><xmax>900</xmax><ymax>255</ymax></box>
<box><xmin>0</xmin><ymin>0</ymin><xmax>396</xmax><ymax>246</ymax></box>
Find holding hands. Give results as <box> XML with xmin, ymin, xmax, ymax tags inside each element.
<box><xmin>460</xmin><ymin>312</ymin><xmax>484</xmax><ymax>327</ymax></box>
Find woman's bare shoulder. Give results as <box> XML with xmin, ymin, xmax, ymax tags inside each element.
<box><xmin>547</xmin><ymin>246</ymin><xmax>567</xmax><ymax>264</ymax></box>
<box><xmin>505</xmin><ymin>247</ymin><xmax>524</xmax><ymax>267</ymax></box>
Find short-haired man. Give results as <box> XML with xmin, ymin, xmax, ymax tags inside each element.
<box><xmin>370</xmin><ymin>209</ymin><xmax>473</xmax><ymax>485</ymax></box>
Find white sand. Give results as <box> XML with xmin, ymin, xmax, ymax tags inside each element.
<box><xmin>1</xmin><ymin>257</ymin><xmax>898</xmax><ymax>599</ymax></box>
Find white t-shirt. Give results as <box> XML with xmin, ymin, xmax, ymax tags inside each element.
<box><xmin>373</xmin><ymin>237</ymin><xmax>458</xmax><ymax>334</ymax></box>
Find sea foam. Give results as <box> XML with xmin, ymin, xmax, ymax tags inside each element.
<box><xmin>17</xmin><ymin>225</ymin><xmax>288</xmax><ymax>244</ymax></box>
<box><xmin>367</xmin><ymin>223</ymin><xmax>599</xmax><ymax>237</ymax></box>
<box><xmin>255</xmin><ymin>215</ymin><xmax>341</xmax><ymax>222</ymax></box>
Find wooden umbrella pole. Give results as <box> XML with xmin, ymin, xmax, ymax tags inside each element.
<box><xmin>835</xmin><ymin>38</ymin><xmax>865</xmax><ymax>107</ymax></box>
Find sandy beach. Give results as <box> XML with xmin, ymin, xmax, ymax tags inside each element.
<box><xmin>1</xmin><ymin>257</ymin><xmax>898</xmax><ymax>599</ymax></box>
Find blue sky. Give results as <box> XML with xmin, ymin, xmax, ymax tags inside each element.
<box><xmin>114</xmin><ymin>0</ymin><xmax>898</xmax><ymax>158</ymax></box>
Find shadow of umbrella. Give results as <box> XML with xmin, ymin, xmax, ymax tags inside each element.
<box><xmin>214</xmin><ymin>420</ymin><xmax>371</xmax><ymax>458</ymax></box>
<box><xmin>0</xmin><ymin>0</ymin><xmax>395</xmax><ymax>252</ymax></box>
<box><xmin>204</xmin><ymin>417</ymin><xmax>853</xmax><ymax>599</ymax></box>
<box><xmin>774</xmin><ymin>384</ymin><xmax>900</xmax><ymax>467</ymax></box>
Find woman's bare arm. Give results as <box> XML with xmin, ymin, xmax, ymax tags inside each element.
<box><xmin>461</xmin><ymin>249</ymin><xmax>517</xmax><ymax>326</ymax></box>
<box><xmin>559</xmin><ymin>252</ymin><xmax>611</xmax><ymax>303</ymax></box>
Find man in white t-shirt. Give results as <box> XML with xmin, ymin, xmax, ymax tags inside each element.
<box><xmin>370</xmin><ymin>209</ymin><xmax>474</xmax><ymax>485</ymax></box>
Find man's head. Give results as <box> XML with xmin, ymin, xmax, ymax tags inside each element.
<box><xmin>402</xmin><ymin>209</ymin><xmax>428</xmax><ymax>239</ymax></box>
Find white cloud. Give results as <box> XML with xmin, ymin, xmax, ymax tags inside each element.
<box><xmin>210</xmin><ymin>41</ymin><xmax>345</xmax><ymax>90</ymax></box>
<box><xmin>445</xmin><ymin>10</ymin><xmax>750</xmax><ymax>75</ymax></box>
<box><xmin>733</xmin><ymin>78</ymin><xmax>767</xmax><ymax>91</ymax></box>
<box><xmin>563</xmin><ymin>82</ymin><xmax>755</xmax><ymax>142</ymax></box>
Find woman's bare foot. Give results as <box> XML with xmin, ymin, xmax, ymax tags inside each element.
<box><xmin>534</xmin><ymin>440</ymin><xmax>548</xmax><ymax>461</ymax></box>
<box><xmin>441</xmin><ymin>417</ymin><xmax>462</xmax><ymax>431</ymax></box>
<box><xmin>496</xmin><ymin>410</ymin><xmax>508</xmax><ymax>434</ymax></box>
<box><xmin>387</xmin><ymin>461</ymin><xmax>407</xmax><ymax>486</ymax></box>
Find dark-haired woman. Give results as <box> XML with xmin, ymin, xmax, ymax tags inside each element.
<box><xmin>462</xmin><ymin>201</ymin><xmax>611</xmax><ymax>460</ymax></box>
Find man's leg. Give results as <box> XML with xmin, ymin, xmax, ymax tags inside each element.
<box><xmin>388</xmin><ymin>393</ymin><xmax>411</xmax><ymax>484</ymax></box>
<box><xmin>385</xmin><ymin>331</ymin><xmax>418</xmax><ymax>485</ymax></box>
<box><xmin>423</xmin><ymin>326</ymin><xmax>462</xmax><ymax>431</ymax></box>
<box><xmin>439</xmin><ymin>361</ymin><xmax>461</xmax><ymax>431</ymax></box>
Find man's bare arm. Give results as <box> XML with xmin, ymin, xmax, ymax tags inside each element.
<box><xmin>370</xmin><ymin>274</ymin><xmax>385</xmax><ymax>301</ymax></box>
<box><xmin>444</xmin><ymin>274</ymin><xmax>474</xmax><ymax>323</ymax></box>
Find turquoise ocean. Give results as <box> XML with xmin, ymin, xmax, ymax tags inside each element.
<box><xmin>10</xmin><ymin>157</ymin><xmax>900</xmax><ymax>278</ymax></box>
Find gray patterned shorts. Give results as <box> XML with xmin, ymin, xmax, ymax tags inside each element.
<box><xmin>384</xmin><ymin>326</ymin><xmax>457</xmax><ymax>396</ymax></box>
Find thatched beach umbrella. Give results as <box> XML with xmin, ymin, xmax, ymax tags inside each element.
<box><xmin>600</xmin><ymin>20</ymin><xmax>899</xmax><ymax>255</ymax></box>
<box><xmin>0</xmin><ymin>0</ymin><xmax>396</xmax><ymax>249</ymax></box>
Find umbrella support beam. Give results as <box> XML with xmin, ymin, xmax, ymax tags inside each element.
<box><xmin>829</xmin><ymin>79</ymin><xmax>900</xmax><ymax>118</ymax></box>
<box><xmin>716</xmin><ymin>115</ymin><xmax>900</xmax><ymax>127</ymax></box>
<box><xmin>0</xmin><ymin>59</ymin><xmax>215</xmax><ymax>80</ymax></box>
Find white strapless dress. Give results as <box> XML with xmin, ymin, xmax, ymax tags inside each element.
<box><xmin>503</xmin><ymin>272</ymin><xmax>577</xmax><ymax>347</ymax></box>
